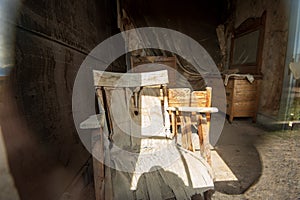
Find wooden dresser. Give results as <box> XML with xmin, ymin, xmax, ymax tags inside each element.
<box><xmin>225</xmin><ymin>76</ymin><xmax>262</xmax><ymax>123</ymax></box>
<box><xmin>225</xmin><ymin>12</ymin><xmax>266</xmax><ymax>123</ymax></box>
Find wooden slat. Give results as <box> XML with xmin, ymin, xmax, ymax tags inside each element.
<box><xmin>205</xmin><ymin>87</ymin><xmax>212</xmax><ymax>146</ymax></box>
<box><xmin>168</xmin><ymin>88</ymin><xmax>191</xmax><ymax>107</ymax></box>
<box><xmin>167</xmin><ymin>107</ymin><xmax>218</xmax><ymax>113</ymax></box>
<box><xmin>92</xmin><ymin>129</ymin><xmax>105</xmax><ymax>200</ymax></box>
<box><xmin>232</xmin><ymin>110</ymin><xmax>255</xmax><ymax>117</ymax></box>
<box><xmin>191</xmin><ymin>91</ymin><xmax>207</xmax><ymax>107</ymax></box>
<box><xmin>233</xmin><ymin>91</ymin><xmax>257</xmax><ymax>102</ymax></box>
<box><xmin>198</xmin><ymin>115</ymin><xmax>211</xmax><ymax>165</ymax></box>
<box><xmin>80</xmin><ymin>114</ymin><xmax>103</xmax><ymax>129</ymax></box>
<box><xmin>179</xmin><ymin>113</ymin><xmax>194</xmax><ymax>151</ymax></box>
<box><xmin>131</xmin><ymin>56</ymin><xmax>177</xmax><ymax>67</ymax></box>
<box><xmin>235</xmin><ymin>85</ymin><xmax>258</xmax><ymax>92</ymax></box>
<box><xmin>162</xmin><ymin>85</ymin><xmax>171</xmax><ymax>137</ymax></box>
<box><xmin>104</xmin><ymin>88</ymin><xmax>132</xmax><ymax>148</ymax></box>
<box><xmin>131</xmin><ymin>56</ymin><xmax>177</xmax><ymax>87</ymax></box>
<box><xmin>140</xmin><ymin>87</ymin><xmax>166</xmax><ymax>137</ymax></box>
<box><xmin>93</xmin><ymin>70</ymin><xmax>168</xmax><ymax>87</ymax></box>
<box><xmin>233</xmin><ymin>101</ymin><xmax>256</xmax><ymax>109</ymax></box>
<box><xmin>179</xmin><ymin>115</ymin><xmax>188</xmax><ymax>149</ymax></box>
<box><xmin>95</xmin><ymin>90</ymin><xmax>113</xmax><ymax>200</ymax></box>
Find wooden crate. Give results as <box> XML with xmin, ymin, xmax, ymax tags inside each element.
<box><xmin>225</xmin><ymin>77</ymin><xmax>261</xmax><ymax>122</ymax></box>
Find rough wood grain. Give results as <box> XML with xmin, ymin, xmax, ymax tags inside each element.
<box><xmin>92</xmin><ymin>129</ymin><xmax>104</xmax><ymax>200</ymax></box>
<box><xmin>93</xmin><ymin>70</ymin><xmax>168</xmax><ymax>88</ymax></box>
<box><xmin>88</xmin><ymin>71</ymin><xmax>215</xmax><ymax>199</ymax></box>
<box><xmin>198</xmin><ymin>115</ymin><xmax>211</xmax><ymax>166</ymax></box>
<box><xmin>225</xmin><ymin>78</ymin><xmax>261</xmax><ymax>122</ymax></box>
<box><xmin>131</xmin><ymin>56</ymin><xmax>177</xmax><ymax>87</ymax></box>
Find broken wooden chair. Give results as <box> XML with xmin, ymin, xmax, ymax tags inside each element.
<box><xmin>80</xmin><ymin>70</ymin><xmax>218</xmax><ymax>200</ymax></box>
<box><xmin>168</xmin><ymin>87</ymin><xmax>213</xmax><ymax>165</ymax></box>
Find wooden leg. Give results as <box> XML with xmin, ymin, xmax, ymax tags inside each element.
<box><xmin>170</xmin><ymin>111</ymin><xmax>177</xmax><ymax>140</ymax></box>
<box><xmin>198</xmin><ymin>115</ymin><xmax>211</xmax><ymax>166</ymax></box>
<box><xmin>179</xmin><ymin>112</ymin><xmax>194</xmax><ymax>151</ymax></box>
<box><xmin>252</xmin><ymin>114</ymin><xmax>257</xmax><ymax>123</ymax></box>
<box><xmin>184</xmin><ymin>114</ymin><xmax>194</xmax><ymax>152</ymax></box>
<box><xmin>229</xmin><ymin>115</ymin><xmax>234</xmax><ymax>123</ymax></box>
<box><xmin>92</xmin><ymin>129</ymin><xmax>104</xmax><ymax>200</ymax></box>
<box><xmin>180</xmin><ymin>115</ymin><xmax>188</xmax><ymax>149</ymax></box>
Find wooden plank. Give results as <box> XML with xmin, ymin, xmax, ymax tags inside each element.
<box><xmin>131</xmin><ymin>56</ymin><xmax>177</xmax><ymax>67</ymax></box>
<box><xmin>168</xmin><ymin>88</ymin><xmax>191</xmax><ymax>107</ymax></box>
<box><xmin>234</xmin><ymin>91</ymin><xmax>257</xmax><ymax>102</ymax></box>
<box><xmin>185</xmin><ymin>115</ymin><xmax>194</xmax><ymax>152</ymax></box>
<box><xmin>80</xmin><ymin>114</ymin><xmax>103</xmax><ymax>129</ymax></box>
<box><xmin>92</xmin><ymin>129</ymin><xmax>105</xmax><ymax>200</ymax></box>
<box><xmin>205</xmin><ymin>87</ymin><xmax>212</xmax><ymax>149</ymax></box>
<box><xmin>93</xmin><ymin>70</ymin><xmax>168</xmax><ymax>87</ymax></box>
<box><xmin>131</xmin><ymin>56</ymin><xmax>177</xmax><ymax>87</ymax></box>
<box><xmin>232</xmin><ymin>110</ymin><xmax>255</xmax><ymax>117</ymax></box>
<box><xmin>167</xmin><ymin>107</ymin><xmax>218</xmax><ymax>113</ymax></box>
<box><xmin>104</xmin><ymin>158</ymin><xmax>113</xmax><ymax>200</ymax></box>
<box><xmin>94</xmin><ymin>90</ymin><xmax>113</xmax><ymax>200</ymax></box>
<box><xmin>235</xmin><ymin>85</ymin><xmax>258</xmax><ymax>92</ymax></box>
<box><xmin>179</xmin><ymin>115</ymin><xmax>188</xmax><ymax>149</ymax></box>
<box><xmin>162</xmin><ymin>85</ymin><xmax>171</xmax><ymax>137</ymax></box>
<box><xmin>140</xmin><ymin>87</ymin><xmax>166</xmax><ymax>137</ymax></box>
<box><xmin>191</xmin><ymin>91</ymin><xmax>207</xmax><ymax>108</ymax></box>
<box><xmin>179</xmin><ymin>113</ymin><xmax>194</xmax><ymax>151</ymax></box>
<box><xmin>225</xmin><ymin>77</ymin><xmax>261</xmax><ymax>122</ymax></box>
<box><xmin>104</xmin><ymin>88</ymin><xmax>132</xmax><ymax>148</ymax></box>
<box><xmin>170</xmin><ymin>110</ymin><xmax>177</xmax><ymax>140</ymax></box>
<box><xmin>229</xmin><ymin>80</ymin><xmax>237</xmax><ymax>122</ymax></box>
<box><xmin>235</xmin><ymin>79</ymin><xmax>257</xmax><ymax>85</ymax></box>
<box><xmin>198</xmin><ymin>115</ymin><xmax>211</xmax><ymax>165</ymax></box>
<box><xmin>233</xmin><ymin>101</ymin><xmax>256</xmax><ymax>109</ymax></box>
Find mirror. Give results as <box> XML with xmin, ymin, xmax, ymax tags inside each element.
<box><xmin>232</xmin><ymin>30</ymin><xmax>260</xmax><ymax>65</ymax></box>
<box><xmin>229</xmin><ymin>11</ymin><xmax>266</xmax><ymax>74</ymax></box>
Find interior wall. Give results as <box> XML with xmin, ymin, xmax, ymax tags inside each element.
<box><xmin>0</xmin><ymin>0</ymin><xmax>120</xmax><ymax>199</ymax></box>
<box><xmin>122</xmin><ymin>0</ymin><xmax>229</xmax><ymax>67</ymax></box>
<box><xmin>234</xmin><ymin>0</ymin><xmax>290</xmax><ymax>117</ymax></box>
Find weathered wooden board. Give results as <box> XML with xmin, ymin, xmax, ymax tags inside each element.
<box><xmin>140</xmin><ymin>87</ymin><xmax>166</xmax><ymax>137</ymax></box>
<box><xmin>168</xmin><ymin>88</ymin><xmax>191</xmax><ymax>107</ymax></box>
<box><xmin>191</xmin><ymin>91</ymin><xmax>207</xmax><ymax>107</ymax></box>
<box><xmin>93</xmin><ymin>70</ymin><xmax>168</xmax><ymax>87</ymax></box>
<box><xmin>225</xmin><ymin>77</ymin><xmax>261</xmax><ymax>122</ymax></box>
<box><xmin>235</xmin><ymin>82</ymin><xmax>258</xmax><ymax>92</ymax></box>
<box><xmin>92</xmin><ymin>129</ymin><xmax>104</xmax><ymax>200</ymax></box>
<box><xmin>89</xmin><ymin>71</ymin><xmax>215</xmax><ymax>200</ymax></box>
<box><xmin>131</xmin><ymin>56</ymin><xmax>177</xmax><ymax>87</ymax></box>
<box><xmin>167</xmin><ymin>107</ymin><xmax>218</xmax><ymax>113</ymax></box>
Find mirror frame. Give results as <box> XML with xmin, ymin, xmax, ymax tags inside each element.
<box><xmin>229</xmin><ymin>11</ymin><xmax>266</xmax><ymax>74</ymax></box>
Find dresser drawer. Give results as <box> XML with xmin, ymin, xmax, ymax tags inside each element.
<box><xmin>232</xmin><ymin>101</ymin><xmax>256</xmax><ymax>116</ymax></box>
